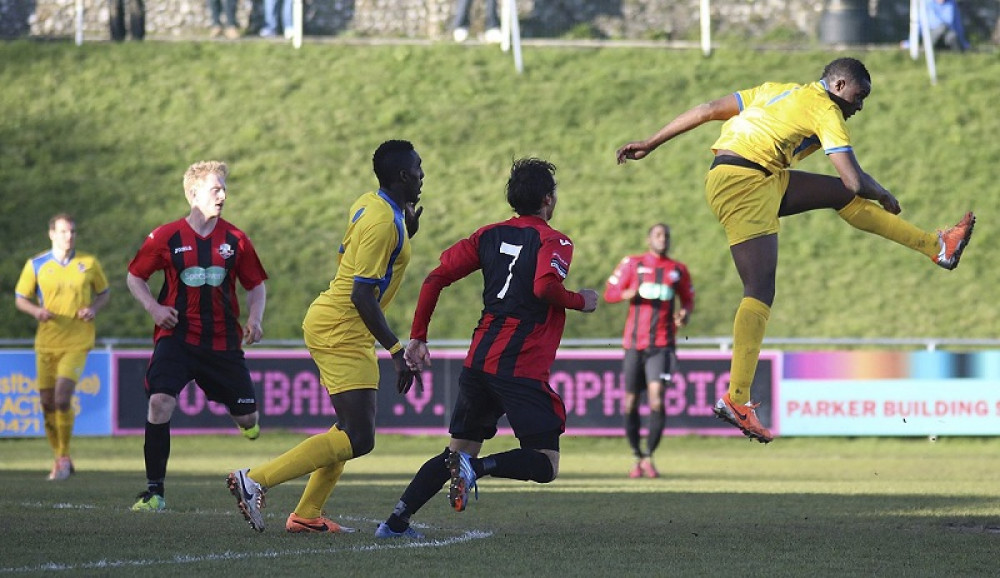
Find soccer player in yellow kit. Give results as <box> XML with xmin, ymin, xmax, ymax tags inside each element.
<box><xmin>228</xmin><ymin>140</ymin><xmax>423</xmax><ymax>533</ymax></box>
<box><xmin>616</xmin><ymin>57</ymin><xmax>975</xmax><ymax>443</ymax></box>
<box><xmin>15</xmin><ymin>214</ymin><xmax>110</xmax><ymax>480</ymax></box>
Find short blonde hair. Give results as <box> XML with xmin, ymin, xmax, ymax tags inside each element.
<box><xmin>183</xmin><ymin>161</ymin><xmax>229</xmax><ymax>195</ymax></box>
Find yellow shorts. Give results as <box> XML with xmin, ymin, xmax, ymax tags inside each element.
<box><xmin>302</xmin><ymin>302</ymin><xmax>379</xmax><ymax>394</ymax></box>
<box><xmin>36</xmin><ymin>349</ymin><xmax>90</xmax><ymax>389</ymax></box>
<box><xmin>704</xmin><ymin>163</ymin><xmax>790</xmax><ymax>246</ymax></box>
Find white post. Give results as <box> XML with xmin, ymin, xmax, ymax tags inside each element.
<box><xmin>917</xmin><ymin>0</ymin><xmax>937</xmax><ymax>84</ymax></box>
<box><xmin>699</xmin><ymin>0</ymin><xmax>711</xmax><ymax>57</ymax></box>
<box><xmin>509</xmin><ymin>0</ymin><xmax>523</xmax><ymax>74</ymax></box>
<box><xmin>908</xmin><ymin>0</ymin><xmax>920</xmax><ymax>59</ymax></box>
<box><xmin>500</xmin><ymin>0</ymin><xmax>510</xmax><ymax>52</ymax></box>
<box><xmin>293</xmin><ymin>0</ymin><xmax>304</xmax><ymax>49</ymax></box>
<box><xmin>75</xmin><ymin>0</ymin><xmax>84</xmax><ymax>46</ymax></box>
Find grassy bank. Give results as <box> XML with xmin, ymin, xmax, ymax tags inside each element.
<box><xmin>1</xmin><ymin>41</ymin><xmax>997</xmax><ymax>342</ymax></box>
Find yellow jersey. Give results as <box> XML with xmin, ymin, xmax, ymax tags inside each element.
<box><xmin>712</xmin><ymin>80</ymin><xmax>853</xmax><ymax>176</ymax></box>
<box><xmin>303</xmin><ymin>190</ymin><xmax>410</xmax><ymax>346</ymax></box>
<box><xmin>15</xmin><ymin>250</ymin><xmax>109</xmax><ymax>352</ymax></box>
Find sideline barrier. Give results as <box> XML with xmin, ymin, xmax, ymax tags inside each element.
<box><xmin>0</xmin><ymin>350</ymin><xmax>111</xmax><ymax>436</ymax></box>
<box><xmin>112</xmin><ymin>349</ymin><xmax>777</xmax><ymax>437</ymax></box>
<box><xmin>4</xmin><ymin>346</ymin><xmax>1000</xmax><ymax>438</ymax></box>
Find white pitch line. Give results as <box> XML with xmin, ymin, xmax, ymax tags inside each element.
<box><xmin>0</xmin><ymin>528</ymin><xmax>493</xmax><ymax>574</ymax></box>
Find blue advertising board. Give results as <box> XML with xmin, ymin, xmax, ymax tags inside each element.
<box><xmin>0</xmin><ymin>350</ymin><xmax>112</xmax><ymax>437</ymax></box>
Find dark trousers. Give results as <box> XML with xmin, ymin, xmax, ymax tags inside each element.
<box><xmin>452</xmin><ymin>0</ymin><xmax>499</xmax><ymax>30</ymax></box>
<box><xmin>109</xmin><ymin>0</ymin><xmax>145</xmax><ymax>41</ymax></box>
<box><xmin>209</xmin><ymin>0</ymin><xmax>239</xmax><ymax>27</ymax></box>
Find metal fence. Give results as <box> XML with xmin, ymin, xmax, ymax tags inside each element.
<box><xmin>3</xmin><ymin>337</ymin><xmax>999</xmax><ymax>352</ymax></box>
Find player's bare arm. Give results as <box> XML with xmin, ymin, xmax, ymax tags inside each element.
<box><xmin>350</xmin><ymin>280</ymin><xmax>420</xmax><ymax>393</ymax></box>
<box><xmin>243</xmin><ymin>282</ymin><xmax>266</xmax><ymax>345</ymax></box>
<box><xmin>15</xmin><ymin>295</ymin><xmax>53</xmax><ymax>322</ymax></box>
<box><xmin>828</xmin><ymin>151</ymin><xmax>901</xmax><ymax>214</ymax></box>
<box><xmin>126</xmin><ymin>272</ymin><xmax>179</xmax><ymax>329</ymax></box>
<box><xmin>77</xmin><ymin>289</ymin><xmax>111</xmax><ymax>322</ymax></box>
<box><xmin>616</xmin><ymin>95</ymin><xmax>741</xmax><ymax>164</ymax></box>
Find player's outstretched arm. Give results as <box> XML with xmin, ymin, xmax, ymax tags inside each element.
<box><xmin>828</xmin><ymin>151</ymin><xmax>900</xmax><ymax>214</ymax></box>
<box><xmin>615</xmin><ymin>95</ymin><xmax>740</xmax><ymax>165</ymax></box>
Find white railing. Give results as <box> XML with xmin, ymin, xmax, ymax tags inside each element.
<box><xmin>3</xmin><ymin>337</ymin><xmax>1000</xmax><ymax>352</ymax></box>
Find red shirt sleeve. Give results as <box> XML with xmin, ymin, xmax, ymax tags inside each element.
<box><xmin>127</xmin><ymin>227</ymin><xmax>168</xmax><ymax>280</ymax></box>
<box><xmin>676</xmin><ymin>262</ymin><xmax>695</xmax><ymax>313</ymax></box>
<box><xmin>235</xmin><ymin>234</ymin><xmax>269</xmax><ymax>290</ymax></box>
<box><xmin>532</xmin><ymin>232</ymin><xmax>585</xmax><ymax>310</ymax></box>
<box><xmin>603</xmin><ymin>256</ymin><xmax>637</xmax><ymax>303</ymax></box>
<box><xmin>410</xmin><ymin>234</ymin><xmax>482</xmax><ymax>342</ymax></box>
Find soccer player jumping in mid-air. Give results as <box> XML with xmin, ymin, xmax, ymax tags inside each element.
<box><xmin>616</xmin><ymin>57</ymin><xmax>975</xmax><ymax>444</ymax></box>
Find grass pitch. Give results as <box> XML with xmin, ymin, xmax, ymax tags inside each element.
<box><xmin>2</xmin><ymin>433</ymin><xmax>998</xmax><ymax>576</ymax></box>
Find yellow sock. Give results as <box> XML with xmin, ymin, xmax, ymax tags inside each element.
<box><xmin>729</xmin><ymin>297</ymin><xmax>770</xmax><ymax>405</ymax></box>
<box><xmin>293</xmin><ymin>461</ymin><xmax>346</xmax><ymax>519</ymax></box>
<box><xmin>54</xmin><ymin>409</ymin><xmax>75</xmax><ymax>457</ymax></box>
<box><xmin>838</xmin><ymin>196</ymin><xmax>939</xmax><ymax>258</ymax></box>
<box><xmin>249</xmin><ymin>425</ymin><xmax>354</xmax><ymax>489</ymax></box>
<box><xmin>43</xmin><ymin>410</ymin><xmax>59</xmax><ymax>456</ymax></box>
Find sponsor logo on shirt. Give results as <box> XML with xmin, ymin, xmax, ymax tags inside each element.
<box><xmin>550</xmin><ymin>252</ymin><xmax>569</xmax><ymax>278</ymax></box>
<box><xmin>180</xmin><ymin>266</ymin><xmax>227</xmax><ymax>287</ymax></box>
<box><xmin>637</xmin><ymin>282</ymin><xmax>675</xmax><ymax>301</ymax></box>
<box><xmin>174</xmin><ymin>245</ymin><xmax>193</xmax><ymax>254</ymax></box>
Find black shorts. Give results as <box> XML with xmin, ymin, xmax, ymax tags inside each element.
<box><xmin>449</xmin><ymin>367</ymin><xmax>565</xmax><ymax>451</ymax></box>
<box><xmin>622</xmin><ymin>347</ymin><xmax>678</xmax><ymax>394</ymax></box>
<box><xmin>146</xmin><ymin>335</ymin><xmax>257</xmax><ymax>416</ymax></box>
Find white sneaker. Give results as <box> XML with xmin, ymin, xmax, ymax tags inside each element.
<box><xmin>227</xmin><ymin>468</ymin><xmax>266</xmax><ymax>532</ymax></box>
<box><xmin>484</xmin><ymin>27</ymin><xmax>503</xmax><ymax>44</ymax></box>
<box><xmin>47</xmin><ymin>456</ymin><xmax>73</xmax><ymax>481</ymax></box>
<box><xmin>284</xmin><ymin>28</ymin><xmax>294</xmax><ymax>40</ymax></box>
<box><xmin>453</xmin><ymin>27</ymin><xmax>469</xmax><ymax>43</ymax></box>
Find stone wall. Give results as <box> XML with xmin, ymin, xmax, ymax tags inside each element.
<box><xmin>1</xmin><ymin>0</ymin><xmax>997</xmax><ymax>44</ymax></box>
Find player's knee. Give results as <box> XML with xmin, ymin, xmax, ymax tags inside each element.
<box><xmin>349</xmin><ymin>432</ymin><xmax>376</xmax><ymax>457</ymax></box>
<box><xmin>529</xmin><ymin>450</ymin><xmax>558</xmax><ymax>483</ymax></box>
<box><xmin>146</xmin><ymin>393</ymin><xmax>176</xmax><ymax>422</ymax></box>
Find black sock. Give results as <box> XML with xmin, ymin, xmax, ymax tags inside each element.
<box><xmin>625</xmin><ymin>410</ymin><xmax>642</xmax><ymax>459</ymax></box>
<box><xmin>386</xmin><ymin>448</ymin><xmax>450</xmax><ymax>532</ymax></box>
<box><xmin>480</xmin><ymin>449</ymin><xmax>554</xmax><ymax>483</ymax></box>
<box><xmin>143</xmin><ymin>421</ymin><xmax>170</xmax><ymax>494</ymax></box>
<box><xmin>647</xmin><ymin>408</ymin><xmax>665</xmax><ymax>455</ymax></box>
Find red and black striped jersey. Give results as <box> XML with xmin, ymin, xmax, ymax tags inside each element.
<box><xmin>128</xmin><ymin>218</ymin><xmax>268</xmax><ymax>351</ymax></box>
<box><xmin>411</xmin><ymin>215</ymin><xmax>586</xmax><ymax>382</ymax></box>
<box><xmin>604</xmin><ymin>252</ymin><xmax>694</xmax><ymax>350</ymax></box>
